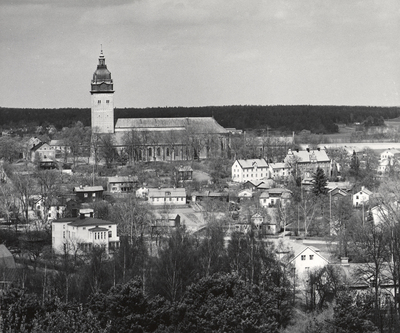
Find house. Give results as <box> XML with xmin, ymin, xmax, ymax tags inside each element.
<box><xmin>380</xmin><ymin>149</ymin><xmax>400</xmax><ymax>162</ymax></box>
<box><xmin>237</xmin><ymin>189</ymin><xmax>253</xmax><ymax>200</ymax></box>
<box><xmin>108</xmin><ymin>176</ymin><xmax>138</xmax><ymax>193</ymax></box>
<box><xmin>231</xmin><ymin>158</ymin><xmax>270</xmax><ymax>183</ymax></box>
<box><xmin>259</xmin><ymin>188</ymin><xmax>292</xmax><ymax>208</ymax></box>
<box><xmin>243</xmin><ymin>179</ymin><xmax>274</xmax><ymax>191</ymax></box>
<box><xmin>148</xmin><ymin>187</ymin><xmax>187</xmax><ymax>206</ymax></box>
<box><xmin>269</xmin><ymin>162</ymin><xmax>290</xmax><ymax>180</ymax></box>
<box><xmin>176</xmin><ymin>165</ymin><xmax>193</xmax><ymax>181</ymax></box>
<box><xmin>136</xmin><ymin>186</ymin><xmax>149</xmax><ymax>199</ymax></box>
<box><xmin>290</xmin><ymin>245</ymin><xmax>329</xmax><ymax>278</ymax></box>
<box><xmin>284</xmin><ymin>148</ymin><xmax>330</xmax><ymax>179</ymax></box>
<box><xmin>52</xmin><ymin>210</ymin><xmax>120</xmax><ymax>254</ymax></box>
<box><xmin>49</xmin><ymin>139</ymin><xmax>70</xmax><ymax>158</ymax></box>
<box><xmin>328</xmin><ymin>187</ymin><xmax>348</xmax><ymax>200</ymax></box>
<box><xmin>73</xmin><ymin>185</ymin><xmax>104</xmax><ymax>203</ymax></box>
<box><xmin>34</xmin><ymin>197</ymin><xmax>65</xmax><ymax>221</ymax></box>
<box><xmin>353</xmin><ymin>186</ymin><xmax>373</xmax><ymax>207</ymax></box>
<box><xmin>31</xmin><ymin>142</ymin><xmax>55</xmax><ymax>162</ymax></box>
<box><xmin>151</xmin><ymin>213</ymin><xmax>181</xmax><ymax>238</ymax></box>
<box><xmin>191</xmin><ymin>190</ymin><xmax>229</xmax><ymax>203</ymax></box>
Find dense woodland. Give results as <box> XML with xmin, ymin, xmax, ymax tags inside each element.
<box><xmin>1</xmin><ymin>105</ymin><xmax>399</xmax><ymax>134</ymax></box>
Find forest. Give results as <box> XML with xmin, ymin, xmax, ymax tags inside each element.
<box><xmin>0</xmin><ymin>105</ymin><xmax>399</xmax><ymax>134</ymax></box>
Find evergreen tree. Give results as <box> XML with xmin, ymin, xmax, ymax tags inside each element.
<box><xmin>312</xmin><ymin>167</ymin><xmax>328</xmax><ymax>196</ymax></box>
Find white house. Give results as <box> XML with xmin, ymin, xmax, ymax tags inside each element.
<box><xmin>290</xmin><ymin>245</ymin><xmax>329</xmax><ymax>278</ymax></box>
<box><xmin>259</xmin><ymin>188</ymin><xmax>292</xmax><ymax>208</ymax></box>
<box><xmin>148</xmin><ymin>187</ymin><xmax>186</xmax><ymax>206</ymax></box>
<box><xmin>231</xmin><ymin>158</ymin><xmax>270</xmax><ymax>183</ymax></box>
<box><xmin>34</xmin><ymin>197</ymin><xmax>65</xmax><ymax>221</ymax></box>
<box><xmin>52</xmin><ymin>210</ymin><xmax>120</xmax><ymax>254</ymax></box>
<box><xmin>108</xmin><ymin>176</ymin><xmax>138</xmax><ymax>193</ymax></box>
<box><xmin>353</xmin><ymin>186</ymin><xmax>373</xmax><ymax>207</ymax></box>
<box><xmin>136</xmin><ymin>186</ymin><xmax>149</xmax><ymax>199</ymax></box>
<box><xmin>269</xmin><ymin>162</ymin><xmax>289</xmax><ymax>180</ymax></box>
<box><xmin>380</xmin><ymin>149</ymin><xmax>400</xmax><ymax>162</ymax></box>
<box><xmin>237</xmin><ymin>189</ymin><xmax>253</xmax><ymax>200</ymax></box>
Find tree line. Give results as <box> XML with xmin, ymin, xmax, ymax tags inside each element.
<box><xmin>1</xmin><ymin>105</ymin><xmax>399</xmax><ymax>134</ymax></box>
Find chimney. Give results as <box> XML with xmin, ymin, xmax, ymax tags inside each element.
<box><xmin>306</xmin><ymin>148</ymin><xmax>310</xmax><ymax>153</ymax></box>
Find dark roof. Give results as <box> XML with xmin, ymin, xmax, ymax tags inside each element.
<box><xmin>88</xmin><ymin>226</ymin><xmax>109</xmax><ymax>232</ymax></box>
<box><xmin>54</xmin><ymin>216</ymin><xmax>115</xmax><ymax>227</ymax></box>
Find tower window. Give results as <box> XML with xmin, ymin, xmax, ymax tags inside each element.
<box><xmin>98</xmin><ymin>100</ymin><xmax>101</xmax><ymax>104</ymax></box>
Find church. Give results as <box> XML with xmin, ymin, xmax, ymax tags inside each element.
<box><xmin>90</xmin><ymin>51</ymin><xmax>229</xmax><ymax>162</ymax></box>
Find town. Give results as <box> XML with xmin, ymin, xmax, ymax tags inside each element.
<box><xmin>1</xmin><ymin>79</ymin><xmax>400</xmax><ymax>331</ymax></box>
<box><xmin>1</xmin><ymin>1</ymin><xmax>399</xmax><ymax>331</ymax></box>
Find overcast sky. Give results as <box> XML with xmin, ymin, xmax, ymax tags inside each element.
<box><xmin>1</xmin><ymin>0</ymin><xmax>399</xmax><ymax>108</ymax></box>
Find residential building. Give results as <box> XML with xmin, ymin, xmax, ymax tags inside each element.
<box><xmin>269</xmin><ymin>162</ymin><xmax>290</xmax><ymax>180</ymax></box>
<box><xmin>284</xmin><ymin>148</ymin><xmax>330</xmax><ymax>179</ymax></box>
<box><xmin>231</xmin><ymin>158</ymin><xmax>270</xmax><ymax>183</ymax></box>
<box><xmin>136</xmin><ymin>186</ymin><xmax>149</xmax><ymax>199</ymax></box>
<box><xmin>290</xmin><ymin>245</ymin><xmax>329</xmax><ymax>278</ymax></box>
<box><xmin>52</xmin><ymin>210</ymin><xmax>120</xmax><ymax>254</ymax></box>
<box><xmin>34</xmin><ymin>197</ymin><xmax>65</xmax><ymax>221</ymax></box>
<box><xmin>73</xmin><ymin>185</ymin><xmax>104</xmax><ymax>203</ymax></box>
<box><xmin>148</xmin><ymin>187</ymin><xmax>187</xmax><ymax>206</ymax></box>
<box><xmin>176</xmin><ymin>165</ymin><xmax>193</xmax><ymax>181</ymax></box>
<box><xmin>259</xmin><ymin>188</ymin><xmax>292</xmax><ymax>208</ymax></box>
<box><xmin>31</xmin><ymin>142</ymin><xmax>55</xmax><ymax>162</ymax></box>
<box><xmin>353</xmin><ymin>186</ymin><xmax>373</xmax><ymax>207</ymax></box>
<box><xmin>108</xmin><ymin>176</ymin><xmax>138</xmax><ymax>193</ymax></box>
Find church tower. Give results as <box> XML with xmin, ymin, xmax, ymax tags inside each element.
<box><xmin>90</xmin><ymin>50</ymin><xmax>114</xmax><ymax>133</ymax></box>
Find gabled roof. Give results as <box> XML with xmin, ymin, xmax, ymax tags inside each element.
<box><xmin>49</xmin><ymin>139</ymin><xmax>66</xmax><ymax>146</ymax></box>
<box><xmin>31</xmin><ymin>142</ymin><xmax>51</xmax><ymax>151</ymax></box>
<box><xmin>356</xmin><ymin>187</ymin><xmax>373</xmax><ymax>196</ymax></box>
<box><xmin>290</xmin><ymin>246</ymin><xmax>329</xmax><ymax>264</ymax></box>
<box><xmin>269</xmin><ymin>162</ymin><xmax>286</xmax><ymax>169</ymax></box>
<box><xmin>260</xmin><ymin>188</ymin><xmax>292</xmax><ymax>198</ymax></box>
<box><xmin>235</xmin><ymin>158</ymin><xmax>269</xmax><ymax>169</ymax></box>
<box><xmin>108</xmin><ymin>176</ymin><xmax>138</xmax><ymax>183</ymax></box>
<box><xmin>115</xmin><ymin>117</ymin><xmax>228</xmax><ymax>134</ymax></box>
<box><xmin>286</xmin><ymin>149</ymin><xmax>330</xmax><ymax>163</ymax></box>
<box><xmin>67</xmin><ymin>217</ymin><xmax>115</xmax><ymax>227</ymax></box>
<box><xmin>148</xmin><ymin>187</ymin><xmax>186</xmax><ymax>197</ymax></box>
<box><xmin>177</xmin><ymin>165</ymin><xmax>193</xmax><ymax>172</ymax></box>
<box><xmin>88</xmin><ymin>226</ymin><xmax>109</xmax><ymax>232</ymax></box>
<box><xmin>74</xmin><ymin>186</ymin><xmax>104</xmax><ymax>193</ymax></box>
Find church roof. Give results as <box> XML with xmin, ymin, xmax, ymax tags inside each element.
<box><xmin>115</xmin><ymin>117</ymin><xmax>228</xmax><ymax>134</ymax></box>
<box><xmin>91</xmin><ymin>51</ymin><xmax>113</xmax><ymax>93</ymax></box>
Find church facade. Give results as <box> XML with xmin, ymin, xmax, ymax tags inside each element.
<box><xmin>90</xmin><ymin>51</ymin><xmax>229</xmax><ymax>162</ymax></box>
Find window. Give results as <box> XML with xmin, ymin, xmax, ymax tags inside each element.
<box><xmin>98</xmin><ymin>100</ymin><xmax>101</xmax><ymax>104</ymax></box>
<box><xmin>309</xmin><ymin>255</ymin><xmax>314</xmax><ymax>260</ymax></box>
<box><xmin>63</xmin><ymin>231</ymin><xmax>65</xmax><ymax>238</ymax></box>
<box><xmin>108</xmin><ymin>231</ymin><xmax>112</xmax><ymax>238</ymax></box>
<box><xmin>92</xmin><ymin>193</ymin><xmax>96</xmax><ymax>197</ymax></box>
<box><xmin>106</xmin><ymin>100</ymin><xmax>109</xmax><ymax>104</ymax></box>
<box><xmin>84</xmin><ymin>193</ymin><xmax>88</xmax><ymax>198</ymax></box>
<box><xmin>301</xmin><ymin>255</ymin><xmax>306</xmax><ymax>261</ymax></box>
